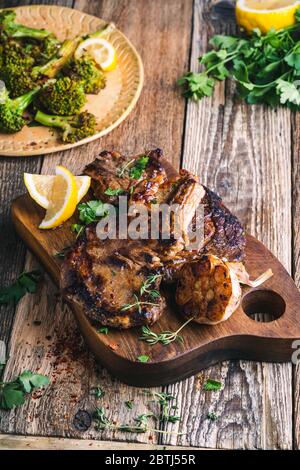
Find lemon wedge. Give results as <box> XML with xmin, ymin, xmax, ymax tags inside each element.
<box><xmin>38</xmin><ymin>166</ymin><xmax>78</xmax><ymax>229</ymax></box>
<box><xmin>236</xmin><ymin>0</ymin><xmax>300</xmax><ymax>33</ymax></box>
<box><xmin>24</xmin><ymin>173</ymin><xmax>91</xmax><ymax>209</ymax></box>
<box><xmin>75</xmin><ymin>37</ymin><xmax>117</xmax><ymax>71</ymax></box>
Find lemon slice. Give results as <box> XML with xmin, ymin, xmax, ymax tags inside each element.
<box><xmin>75</xmin><ymin>37</ymin><xmax>117</xmax><ymax>71</ymax></box>
<box><xmin>38</xmin><ymin>166</ymin><xmax>78</xmax><ymax>229</ymax></box>
<box><xmin>24</xmin><ymin>173</ymin><xmax>91</xmax><ymax>209</ymax></box>
<box><xmin>236</xmin><ymin>0</ymin><xmax>300</xmax><ymax>33</ymax></box>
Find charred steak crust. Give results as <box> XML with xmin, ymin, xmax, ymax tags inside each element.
<box><xmin>61</xmin><ymin>224</ymin><xmax>165</xmax><ymax>329</ymax></box>
<box><xmin>202</xmin><ymin>186</ymin><xmax>246</xmax><ymax>262</ymax></box>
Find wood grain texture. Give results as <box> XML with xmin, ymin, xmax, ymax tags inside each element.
<box><xmin>160</xmin><ymin>0</ymin><xmax>293</xmax><ymax>449</ymax></box>
<box><xmin>0</xmin><ymin>433</ymin><xmax>207</xmax><ymax>450</ymax></box>
<box><xmin>0</xmin><ymin>0</ymin><xmax>193</xmax><ymax>444</ymax></box>
<box><xmin>291</xmin><ymin>112</ymin><xmax>300</xmax><ymax>450</ymax></box>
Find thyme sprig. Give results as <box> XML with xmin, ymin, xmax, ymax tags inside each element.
<box><xmin>121</xmin><ymin>275</ymin><xmax>162</xmax><ymax>313</ymax></box>
<box><xmin>139</xmin><ymin>317</ymin><xmax>194</xmax><ymax>346</ymax></box>
<box><xmin>94</xmin><ymin>407</ymin><xmax>183</xmax><ymax>436</ymax></box>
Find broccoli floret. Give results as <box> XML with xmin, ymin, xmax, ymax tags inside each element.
<box><xmin>31</xmin><ymin>37</ymin><xmax>82</xmax><ymax>79</ymax></box>
<box><xmin>0</xmin><ymin>40</ymin><xmax>37</xmax><ymax>97</ymax></box>
<box><xmin>24</xmin><ymin>36</ymin><xmax>61</xmax><ymax>65</ymax></box>
<box><xmin>0</xmin><ymin>10</ymin><xmax>52</xmax><ymax>40</ymax></box>
<box><xmin>34</xmin><ymin>109</ymin><xmax>97</xmax><ymax>143</ymax></box>
<box><xmin>0</xmin><ymin>84</ymin><xmax>40</xmax><ymax>133</ymax></box>
<box><xmin>38</xmin><ymin>77</ymin><xmax>86</xmax><ymax>115</ymax></box>
<box><xmin>61</xmin><ymin>57</ymin><xmax>106</xmax><ymax>94</ymax></box>
<box><xmin>0</xmin><ymin>65</ymin><xmax>36</xmax><ymax>98</ymax></box>
<box><xmin>0</xmin><ymin>39</ymin><xmax>34</xmax><ymax>68</ymax></box>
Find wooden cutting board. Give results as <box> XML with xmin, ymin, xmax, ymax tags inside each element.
<box><xmin>11</xmin><ymin>161</ymin><xmax>300</xmax><ymax>386</ymax></box>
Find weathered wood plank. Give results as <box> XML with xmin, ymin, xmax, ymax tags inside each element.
<box><xmin>0</xmin><ymin>0</ymin><xmax>193</xmax><ymax>444</ymax></box>
<box><xmin>0</xmin><ymin>0</ymin><xmax>76</xmax><ymax>343</ymax></box>
<box><xmin>0</xmin><ymin>433</ymin><xmax>208</xmax><ymax>450</ymax></box>
<box><xmin>161</xmin><ymin>0</ymin><xmax>293</xmax><ymax>449</ymax></box>
<box><xmin>291</xmin><ymin>113</ymin><xmax>300</xmax><ymax>450</ymax></box>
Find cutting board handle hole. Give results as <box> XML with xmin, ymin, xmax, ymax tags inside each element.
<box><xmin>242</xmin><ymin>290</ymin><xmax>285</xmax><ymax>323</ymax></box>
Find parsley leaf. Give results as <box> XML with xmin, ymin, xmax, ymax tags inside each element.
<box><xmin>0</xmin><ymin>270</ymin><xmax>41</xmax><ymax>306</ymax></box>
<box><xmin>0</xmin><ymin>370</ymin><xmax>49</xmax><ymax>410</ymax></box>
<box><xmin>137</xmin><ymin>355</ymin><xmax>150</xmax><ymax>363</ymax></box>
<box><xmin>203</xmin><ymin>379</ymin><xmax>222</xmax><ymax>391</ymax></box>
<box><xmin>276</xmin><ymin>79</ymin><xmax>300</xmax><ymax>106</ymax></box>
<box><xmin>177</xmin><ymin>72</ymin><xmax>214</xmax><ymax>100</ymax></box>
<box><xmin>18</xmin><ymin>370</ymin><xmax>50</xmax><ymax>394</ymax></box>
<box><xmin>72</xmin><ymin>200</ymin><xmax>110</xmax><ymax>237</ymax></box>
<box><xmin>104</xmin><ymin>187</ymin><xmax>126</xmax><ymax>196</ymax></box>
<box><xmin>129</xmin><ymin>155</ymin><xmax>149</xmax><ymax>180</ymax></box>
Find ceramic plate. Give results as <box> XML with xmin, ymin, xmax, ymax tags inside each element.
<box><xmin>0</xmin><ymin>5</ymin><xmax>144</xmax><ymax>157</ymax></box>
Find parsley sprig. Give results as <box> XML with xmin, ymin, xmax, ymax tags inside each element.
<box><xmin>179</xmin><ymin>11</ymin><xmax>300</xmax><ymax>109</ymax></box>
<box><xmin>72</xmin><ymin>200</ymin><xmax>109</xmax><ymax>237</ymax></box>
<box><xmin>0</xmin><ymin>270</ymin><xmax>41</xmax><ymax>306</ymax></box>
<box><xmin>0</xmin><ymin>370</ymin><xmax>49</xmax><ymax>410</ymax></box>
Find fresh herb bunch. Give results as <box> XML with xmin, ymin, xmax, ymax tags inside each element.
<box><xmin>0</xmin><ymin>370</ymin><xmax>49</xmax><ymax>410</ymax></box>
<box><xmin>179</xmin><ymin>10</ymin><xmax>300</xmax><ymax>109</ymax></box>
<box><xmin>0</xmin><ymin>270</ymin><xmax>41</xmax><ymax>305</ymax></box>
<box><xmin>71</xmin><ymin>199</ymin><xmax>109</xmax><ymax>237</ymax></box>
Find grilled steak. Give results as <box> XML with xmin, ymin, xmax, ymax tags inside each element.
<box><xmin>61</xmin><ymin>149</ymin><xmax>246</xmax><ymax>329</ymax></box>
<box><xmin>61</xmin><ymin>224</ymin><xmax>165</xmax><ymax>329</ymax></box>
<box><xmin>84</xmin><ymin>148</ymin><xmax>167</xmax><ymax>205</ymax></box>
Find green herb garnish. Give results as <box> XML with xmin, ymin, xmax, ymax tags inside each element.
<box><xmin>129</xmin><ymin>155</ymin><xmax>149</xmax><ymax>180</ymax></box>
<box><xmin>97</xmin><ymin>326</ymin><xmax>109</xmax><ymax>335</ymax></box>
<box><xmin>0</xmin><ymin>270</ymin><xmax>41</xmax><ymax>305</ymax></box>
<box><xmin>54</xmin><ymin>247</ymin><xmax>70</xmax><ymax>259</ymax></box>
<box><xmin>121</xmin><ymin>275</ymin><xmax>162</xmax><ymax>313</ymax></box>
<box><xmin>125</xmin><ymin>400</ymin><xmax>134</xmax><ymax>409</ymax></box>
<box><xmin>179</xmin><ymin>13</ymin><xmax>300</xmax><ymax>110</ymax></box>
<box><xmin>93</xmin><ymin>407</ymin><xmax>183</xmax><ymax>436</ymax></box>
<box><xmin>137</xmin><ymin>355</ymin><xmax>150</xmax><ymax>363</ymax></box>
<box><xmin>139</xmin><ymin>317</ymin><xmax>193</xmax><ymax>346</ymax></box>
<box><xmin>72</xmin><ymin>200</ymin><xmax>109</xmax><ymax>237</ymax></box>
<box><xmin>203</xmin><ymin>379</ymin><xmax>222</xmax><ymax>392</ymax></box>
<box><xmin>0</xmin><ymin>370</ymin><xmax>49</xmax><ymax>410</ymax></box>
<box><xmin>104</xmin><ymin>187</ymin><xmax>126</xmax><ymax>196</ymax></box>
<box><xmin>90</xmin><ymin>387</ymin><xmax>105</xmax><ymax>398</ymax></box>
<box><xmin>207</xmin><ymin>411</ymin><xmax>218</xmax><ymax>421</ymax></box>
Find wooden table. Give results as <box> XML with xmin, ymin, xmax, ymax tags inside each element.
<box><xmin>0</xmin><ymin>0</ymin><xmax>299</xmax><ymax>450</ymax></box>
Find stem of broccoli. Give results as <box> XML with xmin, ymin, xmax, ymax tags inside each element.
<box><xmin>32</xmin><ymin>37</ymin><xmax>82</xmax><ymax>78</ymax></box>
<box><xmin>34</xmin><ymin>110</ymin><xmax>69</xmax><ymax>129</ymax></box>
<box><xmin>7</xmin><ymin>24</ymin><xmax>52</xmax><ymax>40</ymax></box>
<box><xmin>14</xmin><ymin>87</ymin><xmax>41</xmax><ymax>112</ymax></box>
<box><xmin>88</xmin><ymin>22</ymin><xmax>116</xmax><ymax>39</ymax></box>
<box><xmin>0</xmin><ymin>10</ymin><xmax>52</xmax><ymax>39</ymax></box>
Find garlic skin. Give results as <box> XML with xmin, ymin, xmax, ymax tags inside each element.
<box><xmin>175</xmin><ymin>255</ymin><xmax>273</xmax><ymax>325</ymax></box>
